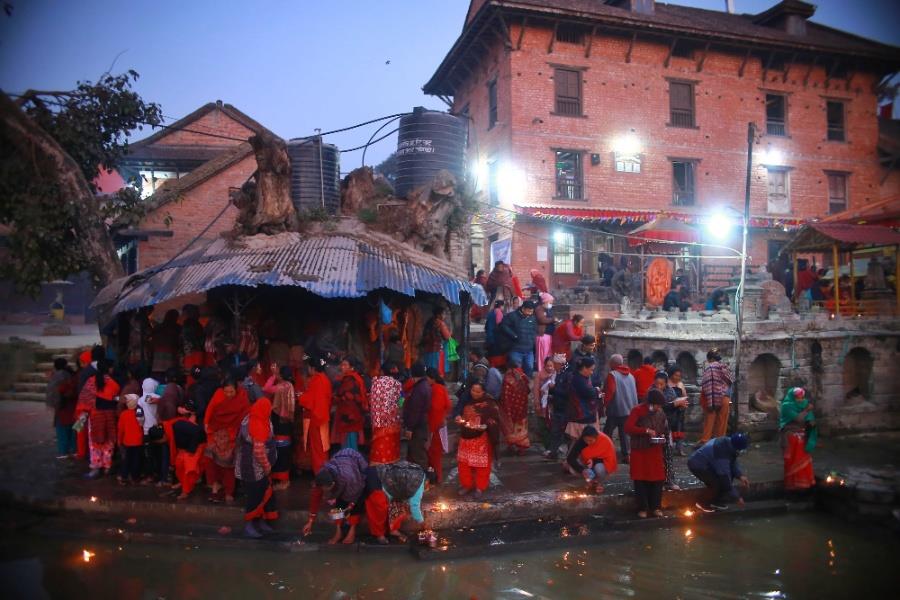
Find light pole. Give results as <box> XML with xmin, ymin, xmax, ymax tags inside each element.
<box><xmin>731</xmin><ymin>122</ymin><xmax>755</xmax><ymax>432</ymax></box>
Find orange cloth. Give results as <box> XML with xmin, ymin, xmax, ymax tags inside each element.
<box><xmin>579</xmin><ymin>432</ymin><xmax>618</xmax><ymax>475</ymax></box>
<box><xmin>248</xmin><ymin>397</ymin><xmax>272</xmax><ymax>442</ymax></box>
<box><xmin>94</xmin><ymin>378</ymin><xmax>121</xmax><ymax>401</ymax></box>
<box><xmin>428</xmin><ymin>383</ymin><xmax>451</xmax><ymax>433</ymax></box>
<box><xmin>117</xmin><ymin>408</ymin><xmax>144</xmax><ymax>447</ymax></box>
<box><xmin>300</xmin><ymin>372</ymin><xmax>332</xmax><ymax>424</ymax></box>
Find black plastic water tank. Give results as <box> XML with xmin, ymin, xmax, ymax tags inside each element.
<box><xmin>287</xmin><ymin>137</ymin><xmax>340</xmax><ymax>215</ymax></box>
<box><xmin>394</xmin><ymin>107</ymin><xmax>467</xmax><ymax>198</ymax></box>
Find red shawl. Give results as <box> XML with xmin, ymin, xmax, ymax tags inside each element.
<box><xmin>501</xmin><ymin>368</ymin><xmax>531</xmax><ymax>422</ymax></box>
<box><xmin>334</xmin><ymin>372</ymin><xmax>368</xmax><ymax>435</ymax></box>
<box><xmin>204</xmin><ymin>386</ymin><xmax>250</xmax><ymax>433</ymax></box>
<box><xmin>248</xmin><ymin>397</ymin><xmax>273</xmax><ymax>443</ymax></box>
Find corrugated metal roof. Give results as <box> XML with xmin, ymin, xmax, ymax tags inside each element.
<box><xmin>95</xmin><ymin>231</ymin><xmax>486</xmax><ymax>315</ymax></box>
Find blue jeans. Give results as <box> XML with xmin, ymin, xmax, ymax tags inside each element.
<box><xmin>55</xmin><ymin>425</ymin><xmax>75</xmax><ymax>456</ymax></box>
<box><xmin>507</xmin><ymin>350</ymin><xmax>534</xmax><ymax>377</ymax></box>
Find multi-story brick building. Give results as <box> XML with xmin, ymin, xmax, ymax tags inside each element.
<box><xmin>116</xmin><ymin>101</ymin><xmax>270</xmax><ymax>272</ymax></box>
<box><xmin>424</xmin><ymin>0</ymin><xmax>899</xmax><ymax>293</ymax></box>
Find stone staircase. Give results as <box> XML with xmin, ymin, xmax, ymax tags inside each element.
<box><xmin>0</xmin><ymin>346</ymin><xmax>82</xmax><ymax>402</ymax></box>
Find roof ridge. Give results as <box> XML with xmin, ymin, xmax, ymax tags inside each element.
<box><xmin>128</xmin><ymin>101</ymin><xmax>274</xmax><ymax>150</ymax></box>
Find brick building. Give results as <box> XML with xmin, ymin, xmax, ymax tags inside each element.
<box><xmin>116</xmin><ymin>101</ymin><xmax>271</xmax><ymax>272</ymax></box>
<box><xmin>424</xmin><ymin>0</ymin><xmax>899</xmax><ymax>293</ymax></box>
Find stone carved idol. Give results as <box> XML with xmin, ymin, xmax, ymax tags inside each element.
<box><xmin>645</xmin><ymin>257</ymin><xmax>673</xmax><ymax>308</ymax></box>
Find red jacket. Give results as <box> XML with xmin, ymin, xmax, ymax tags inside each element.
<box><xmin>117</xmin><ymin>408</ymin><xmax>143</xmax><ymax>447</ymax></box>
<box><xmin>633</xmin><ymin>364</ymin><xmax>657</xmax><ymax>402</ymax></box>
<box><xmin>300</xmin><ymin>372</ymin><xmax>332</xmax><ymax>424</ymax></box>
<box><xmin>428</xmin><ymin>383</ymin><xmax>451</xmax><ymax>432</ymax></box>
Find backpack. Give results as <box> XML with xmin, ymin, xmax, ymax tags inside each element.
<box><xmin>549</xmin><ymin>369</ymin><xmax>573</xmax><ymax>412</ymax></box>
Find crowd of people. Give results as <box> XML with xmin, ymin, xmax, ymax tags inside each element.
<box><xmin>43</xmin><ymin>279</ymin><xmax>819</xmax><ymax>539</ymax></box>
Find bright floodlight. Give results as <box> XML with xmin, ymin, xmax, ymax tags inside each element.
<box><xmin>472</xmin><ymin>159</ymin><xmax>489</xmax><ymax>191</ymax></box>
<box><xmin>760</xmin><ymin>148</ymin><xmax>784</xmax><ymax>166</ymax></box>
<box><xmin>613</xmin><ymin>134</ymin><xmax>641</xmax><ymax>155</ymax></box>
<box><xmin>553</xmin><ymin>230</ymin><xmax>568</xmax><ymax>244</ymax></box>
<box><xmin>707</xmin><ymin>212</ymin><xmax>732</xmax><ymax>240</ymax></box>
<box><xmin>497</xmin><ymin>162</ymin><xmax>526</xmax><ymax>207</ymax></box>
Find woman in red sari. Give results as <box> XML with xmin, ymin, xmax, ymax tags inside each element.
<box><xmin>77</xmin><ymin>359</ymin><xmax>121</xmax><ymax>478</ymax></box>
<box><xmin>264</xmin><ymin>365</ymin><xmax>297</xmax><ymax>490</ymax></box>
<box><xmin>300</xmin><ymin>355</ymin><xmax>331</xmax><ymax>475</ymax></box>
<box><xmin>203</xmin><ymin>379</ymin><xmax>249</xmax><ymax>503</ymax></box>
<box><xmin>236</xmin><ymin>394</ymin><xmax>278</xmax><ymax>539</ymax></box>
<box><xmin>426</xmin><ymin>367</ymin><xmax>452</xmax><ymax>482</ymax></box>
<box><xmin>454</xmin><ymin>383</ymin><xmax>501</xmax><ymax>497</ymax></box>
<box><xmin>331</xmin><ymin>358</ymin><xmax>368</xmax><ymax>451</ymax></box>
<box><xmin>499</xmin><ymin>361</ymin><xmax>531</xmax><ymax>455</ymax></box>
<box><xmin>368</xmin><ymin>363</ymin><xmax>403</xmax><ymax>465</ymax></box>
<box><xmin>779</xmin><ymin>387</ymin><xmax>817</xmax><ymax>492</ymax></box>
<box><xmin>624</xmin><ymin>388</ymin><xmax>669</xmax><ymax>518</ymax></box>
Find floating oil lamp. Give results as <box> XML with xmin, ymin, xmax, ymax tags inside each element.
<box><xmin>433</xmin><ymin>501</ymin><xmax>450</xmax><ymax>512</ymax></box>
<box><xmin>684</xmin><ymin>529</ymin><xmax>693</xmax><ymax>538</ymax></box>
<box><xmin>825</xmin><ymin>475</ymin><xmax>834</xmax><ymax>484</ymax></box>
<box><xmin>682</xmin><ymin>508</ymin><xmax>694</xmax><ymax>517</ymax></box>
<box><xmin>82</xmin><ymin>550</ymin><xmax>95</xmax><ymax>563</ymax></box>
<box><xmin>89</xmin><ymin>496</ymin><xmax>98</xmax><ymax>503</ymax></box>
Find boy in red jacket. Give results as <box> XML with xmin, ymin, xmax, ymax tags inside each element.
<box><xmin>117</xmin><ymin>394</ymin><xmax>143</xmax><ymax>484</ymax></box>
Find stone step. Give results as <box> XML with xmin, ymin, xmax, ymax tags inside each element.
<box><xmin>35</xmin><ymin>362</ymin><xmax>55</xmax><ymax>372</ymax></box>
<box><xmin>0</xmin><ymin>391</ymin><xmax>44</xmax><ymax>402</ymax></box>
<box><xmin>18</xmin><ymin>372</ymin><xmax>49</xmax><ymax>383</ymax></box>
<box><xmin>34</xmin><ymin>348</ymin><xmax>83</xmax><ymax>360</ymax></box>
<box><xmin>13</xmin><ymin>381</ymin><xmax>46</xmax><ymax>394</ymax></box>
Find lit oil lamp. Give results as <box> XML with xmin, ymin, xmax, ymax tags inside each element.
<box><xmin>82</xmin><ymin>549</ymin><xmax>95</xmax><ymax>563</ymax></box>
<box><xmin>825</xmin><ymin>475</ymin><xmax>834</xmax><ymax>484</ymax></box>
<box><xmin>684</xmin><ymin>529</ymin><xmax>693</xmax><ymax>538</ymax></box>
<box><xmin>683</xmin><ymin>508</ymin><xmax>694</xmax><ymax>517</ymax></box>
<box><xmin>89</xmin><ymin>496</ymin><xmax>98</xmax><ymax>503</ymax></box>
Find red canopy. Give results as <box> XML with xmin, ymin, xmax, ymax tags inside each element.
<box><xmin>627</xmin><ymin>217</ymin><xmax>699</xmax><ymax>248</ymax></box>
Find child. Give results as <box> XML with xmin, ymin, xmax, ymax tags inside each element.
<box><xmin>117</xmin><ymin>394</ymin><xmax>144</xmax><ymax>484</ymax></box>
<box><xmin>565</xmin><ymin>426</ymin><xmax>618</xmax><ymax>493</ymax></box>
<box><xmin>165</xmin><ymin>402</ymin><xmax>207</xmax><ymax>500</ymax></box>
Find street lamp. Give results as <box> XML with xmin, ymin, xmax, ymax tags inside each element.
<box><xmin>705</xmin><ymin>210</ymin><xmax>735</xmax><ymax>241</ymax></box>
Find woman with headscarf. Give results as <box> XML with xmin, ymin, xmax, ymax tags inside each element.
<box><xmin>779</xmin><ymin>387</ymin><xmax>817</xmax><ymax>492</ymax></box>
<box><xmin>551</xmin><ymin>314</ymin><xmax>584</xmax><ymax>360</ymax></box>
<box><xmin>203</xmin><ymin>378</ymin><xmax>249</xmax><ymax>503</ymax></box>
<box><xmin>77</xmin><ymin>359</ymin><xmax>121</xmax><ymax>479</ymax></box>
<box><xmin>529</xmin><ymin>269</ymin><xmax>549</xmax><ymax>294</ymax></box>
<box><xmin>454</xmin><ymin>383</ymin><xmax>501</xmax><ymax>497</ymax></box>
<box><xmin>624</xmin><ymin>388</ymin><xmax>669</xmax><ymax>518</ymax></box>
<box><xmin>151</xmin><ymin>309</ymin><xmax>182</xmax><ymax>375</ymax></box>
<box><xmin>499</xmin><ymin>360</ymin><xmax>532</xmax><ymax>455</ymax></box>
<box><xmin>299</xmin><ymin>355</ymin><xmax>332</xmax><ymax>476</ymax></box>
<box><xmin>235</xmin><ymin>391</ymin><xmax>278</xmax><ymax>538</ymax></box>
<box><xmin>331</xmin><ymin>358</ymin><xmax>369</xmax><ymax>451</ymax></box>
<box><xmin>369</xmin><ymin>362</ymin><xmax>404</xmax><ymax>465</ymax></box>
<box><xmin>264</xmin><ymin>365</ymin><xmax>297</xmax><ymax>490</ymax></box>
<box><xmin>485</xmin><ymin>261</ymin><xmax>515</xmax><ymax>309</ymax></box>
<box><xmin>426</xmin><ymin>367</ymin><xmax>451</xmax><ymax>482</ymax></box>
<box><xmin>534</xmin><ymin>292</ymin><xmax>556</xmax><ymax>369</ymax></box>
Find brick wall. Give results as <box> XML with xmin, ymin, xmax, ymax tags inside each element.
<box><xmin>150</xmin><ymin>109</ymin><xmax>255</xmax><ymax>147</ymax></box>
<box><xmin>136</xmin><ymin>154</ymin><xmax>256</xmax><ymax>269</ymax></box>
<box><xmin>450</xmin><ymin>20</ymin><xmax>896</xmax><ymax>284</ymax></box>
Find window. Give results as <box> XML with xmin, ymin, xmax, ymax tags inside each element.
<box><xmin>766</xmin><ymin>168</ymin><xmax>790</xmax><ymax>214</ymax></box>
<box><xmin>554</xmin><ymin>68</ymin><xmax>582</xmax><ymax>116</ymax></box>
<box><xmin>552</xmin><ymin>231</ymin><xmax>578</xmax><ymax>274</ymax></box>
<box><xmin>671</xmin><ymin>160</ymin><xmax>696</xmax><ymax>206</ymax></box>
<box><xmin>138</xmin><ymin>169</ymin><xmax>182</xmax><ymax>199</ymax></box>
<box><xmin>555</xmin><ymin>24</ymin><xmax>584</xmax><ymax>44</ymax></box>
<box><xmin>766</xmin><ymin>93</ymin><xmax>787</xmax><ymax>136</ymax></box>
<box><xmin>554</xmin><ymin>150</ymin><xmax>583</xmax><ymax>200</ymax></box>
<box><xmin>487</xmin><ymin>160</ymin><xmax>499</xmax><ymax>206</ymax></box>
<box><xmin>827</xmin><ymin>101</ymin><xmax>845</xmax><ymax>141</ymax></box>
<box><xmin>487</xmin><ymin>79</ymin><xmax>498</xmax><ymax>129</ymax></box>
<box><xmin>826</xmin><ymin>172</ymin><xmax>848</xmax><ymax>214</ymax></box>
<box><xmin>668</xmin><ymin>81</ymin><xmax>695</xmax><ymax>128</ymax></box>
<box><xmin>671</xmin><ymin>42</ymin><xmax>693</xmax><ymax>59</ymax></box>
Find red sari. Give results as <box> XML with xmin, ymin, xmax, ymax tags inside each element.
<box><xmin>499</xmin><ymin>368</ymin><xmax>531</xmax><ymax>450</ymax></box>
<box><xmin>331</xmin><ymin>372</ymin><xmax>368</xmax><ymax>446</ymax></box>
<box><xmin>624</xmin><ymin>403</ymin><xmax>668</xmax><ymax>482</ymax></box>
<box><xmin>427</xmin><ymin>382</ymin><xmax>451</xmax><ymax>481</ymax></box>
<box><xmin>299</xmin><ymin>372</ymin><xmax>331</xmax><ymax>475</ymax></box>
<box><xmin>369</xmin><ymin>376</ymin><xmax>402</xmax><ymax>465</ymax></box>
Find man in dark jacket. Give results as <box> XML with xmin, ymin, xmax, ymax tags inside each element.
<box><xmin>403</xmin><ymin>362</ymin><xmax>432</xmax><ymax>469</ymax></box>
<box><xmin>499</xmin><ymin>300</ymin><xmax>538</xmax><ymax>377</ymax></box>
<box><xmin>688</xmin><ymin>433</ymin><xmax>750</xmax><ymax>512</ymax></box>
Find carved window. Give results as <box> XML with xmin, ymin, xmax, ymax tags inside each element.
<box><xmin>668</xmin><ymin>81</ymin><xmax>695</xmax><ymax>128</ymax></box>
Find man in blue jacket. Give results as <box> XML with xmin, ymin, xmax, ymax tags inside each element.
<box><xmin>498</xmin><ymin>300</ymin><xmax>538</xmax><ymax>377</ymax></box>
<box><xmin>688</xmin><ymin>432</ymin><xmax>750</xmax><ymax>512</ymax></box>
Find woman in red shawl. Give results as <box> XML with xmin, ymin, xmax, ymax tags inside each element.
<box><xmin>551</xmin><ymin>314</ymin><xmax>585</xmax><ymax>360</ymax></box>
<box><xmin>235</xmin><ymin>394</ymin><xmax>278</xmax><ymax>539</ymax></box>
<box><xmin>485</xmin><ymin>261</ymin><xmax>515</xmax><ymax>309</ymax></box>
<box><xmin>426</xmin><ymin>368</ymin><xmax>452</xmax><ymax>482</ymax></box>
<box><xmin>300</xmin><ymin>355</ymin><xmax>332</xmax><ymax>475</ymax></box>
<box><xmin>499</xmin><ymin>361</ymin><xmax>532</xmax><ymax>455</ymax></box>
<box><xmin>263</xmin><ymin>365</ymin><xmax>296</xmax><ymax>490</ymax></box>
<box><xmin>624</xmin><ymin>388</ymin><xmax>669</xmax><ymax>518</ymax></box>
<box><xmin>203</xmin><ymin>378</ymin><xmax>249</xmax><ymax>503</ymax></box>
<box><xmin>368</xmin><ymin>363</ymin><xmax>403</xmax><ymax>465</ymax></box>
<box><xmin>331</xmin><ymin>358</ymin><xmax>368</xmax><ymax>450</ymax></box>
<box><xmin>454</xmin><ymin>383</ymin><xmax>501</xmax><ymax>497</ymax></box>
<box><xmin>77</xmin><ymin>359</ymin><xmax>121</xmax><ymax>478</ymax></box>
<box><xmin>529</xmin><ymin>269</ymin><xmax>549</xmax><ymax>294</ymax></box>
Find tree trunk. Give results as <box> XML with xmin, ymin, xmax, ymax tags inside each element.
<box><xmin>0</xmin><ymin>92</ymin><xmax>124</xmax><ymax>289</ymax></box>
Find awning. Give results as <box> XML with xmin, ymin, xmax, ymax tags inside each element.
<box><xmin>93</xmin><ymin>229</ymin><xmax>487</xmax><ymax>316</ymax></box>
<box><xmin>627</xmin><ymin>217</ymin><xmax>699</xmax><ymax>247</ymax></box>
<box><xmin>780</xmin><ymin>223</ymin><xmax>900</xmax><ymax>254</ymax></box>
<box><xmin>819</xmin><ymin>197</ymin><xmax>900</xmax><ymax>226</ymax></box>
<box><xmin>514</xmin><ymin>205</ymin><xmax>805</xmax><ymax>229</ymax></box>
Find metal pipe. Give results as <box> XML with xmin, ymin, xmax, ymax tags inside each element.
<box><xmin>833</xmin><ymin>244</ymin><xmax>841</xmax><ymax>316</ymax></box>
<box><xmin>731</xmin><ymin>121</ymin><xmax>754</xmax><ymax>433</ymax></box>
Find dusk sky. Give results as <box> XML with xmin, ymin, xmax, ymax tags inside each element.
<box><xmin>1</xmin><ymin>0</ymin><xmax>897</xmax><ymax>167</ymax></box>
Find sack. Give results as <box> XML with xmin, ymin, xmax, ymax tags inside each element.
<box><xmin>145</xmin><ymin>424</ymin><xmax>164</xmax><ymax>442</ymax></box>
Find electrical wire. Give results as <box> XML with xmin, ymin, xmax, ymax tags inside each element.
<box><xmin>340</xmin><ymin>128</ymin><xmax>399</xmax><ymax>153</ymax></box>
<box><xmin>290</xmin><ymin>112</ymin><xmax>411</xmax><ymax>141</ymax></box>
<box><xmin>361</xmin><ymin>116</ymin><xmax>403</xmax><ymax>166</ymax></box>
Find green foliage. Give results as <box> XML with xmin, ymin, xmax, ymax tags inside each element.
<box><xmin>374</xmin><ymin>151</ymin><xmax>397</xmax><ymax>186</ymax></box>
<box><xmin>0</xmin><ymin>71</ymin><xmax>162</xmax><ymax>295</ymax></box>
<box><xmin>296</xmin><ymin>207</ymin><xmax>335</xmax><ymax>224</ymax></box>
<box><xmin>357</xmin><ymin>207</ymin><xmax>378</xmax><ymax>223</ymax></box>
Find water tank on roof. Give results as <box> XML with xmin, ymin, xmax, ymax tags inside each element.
<box><xmin>287</xmin><ymin>137</ymin><xmax>340</xmax><ymax>215</ymax></box>
<box><xmin>394</xmin><ymin>107</ymin><xmax>467</xmax><ymax>198</ymax></box>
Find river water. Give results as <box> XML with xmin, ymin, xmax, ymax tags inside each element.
<box><xmin>1</xmin><ymin>513</ymin><xmax>897</xmax><ymax>599</ymax></box>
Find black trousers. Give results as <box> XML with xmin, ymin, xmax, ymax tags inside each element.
<box><xmin>546</xmin><ymin>409</ymin><xmax>568</xmax><ymax>457</ymax></box>
<box><xmin>688</xmin><ymin>465</ymin><xmax>730</xmax><ymax>504</ymax></box>
<box><xmin>407</xmin><ymin>424</ymin><xmax>429</xmax><ymax>470</ymax></box>
<box><xmin>120</xmin><ymin>446</ymin><xmax>142</xmax><ymax>481</ymax></box>
<box><xmin>633</xmin><ymin>480</ymin><xmax>663</xmax><ymax>512</ymax></box>
<box><xmin>603</xmin><ymin>415</ymin><xmax>630</xmax><ymax>456</ymax></box>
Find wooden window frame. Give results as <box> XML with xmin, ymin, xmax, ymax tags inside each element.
<box><xmin>552</xmin><ymin>230</ymin><xmax>580</xmax><ymax>274</ymax></box>
<box><xmin>667</xmin><ymin>78</ymin><xmax>697</xmax><ymax>129</ymax></box>
<box><xmin>670</xmin><ymin>158</ymin><xmax>698</xmax><ymax>206</ymax></box>
<box><xmin>765</xmin><ymin>92</ymin><xmax>788</xmax><ymax>137</ymax></box>
<box><xmin>551</xmin><ymin>66</ymin><xmax>585</xmax><ymax>118</ymax></box>
<box><xmin>766</xmin><ymin>166</ymin><xmax>792</xmax><ymax>214</ymax></box>
<box><xmin>824</xmin><ymin>170</ymin><xmax>850</xmax><ymax>215</ymax></box>
<box><xmin>553</xmin><ymin>149</ymin><xmax>585</xmax><ymax>201</ymax></box>
<box><xmin>825</xmin><ymin>99</ymin><xmax>846</xmax><ymax>142</ymax></box>
<box><xmin>487</xmin><ymin>78</ymin><xmax>498</xmax><ymax>130</ymax></box>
